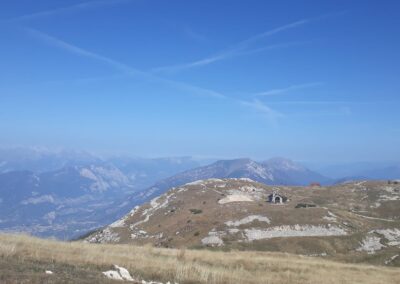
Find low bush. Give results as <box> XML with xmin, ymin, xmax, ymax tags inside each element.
<box><xmin>189</xmin><ymin>209</ymin><xmax>203</xmax><ymax>214</ymax></box>
<box><xmin>295</xmin><ymin>203</ymin><xmax>316</xmax><ymax>209</ymax></box>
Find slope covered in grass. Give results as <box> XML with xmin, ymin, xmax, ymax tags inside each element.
<box><xmin>0</xmin><ymin>234</ymin><xmax>399</xmax><ymax>283</ymax></box>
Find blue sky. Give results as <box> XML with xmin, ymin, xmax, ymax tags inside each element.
<box><xmin>0</xmin><ymin>0</ymin><xmax>399</xmax><ymax>162</ymax></box>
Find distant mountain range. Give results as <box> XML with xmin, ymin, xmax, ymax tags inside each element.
<box><xmin>145</xmin><ymin>157</ymin><xmax>331</xmax><ymax>197</ymax></box>
<box><xmin>0</xmin><ymin>148</ymin><xmax>206</xmax><ymax>191</ymax></box>
<box><xmin>0</xmin><ymin>148</ymin><xmax>205</xmax><ymax>239</ymax></box>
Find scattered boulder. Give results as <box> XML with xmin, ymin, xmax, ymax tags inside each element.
<box><xmin>102</xmin><ymin>265</ymin><xmax>178</xmax><ymax>283</ymax></box>
<box><xmin>103</xmin><ymin>270</ymin><xmax>124</xmax><ymax>281</ymax></box>
<box><xmin>103</xmin><ymin>265</ymin><xmax>134</xmax><ymax>282</ymax></box>
<box><xmin>357</xmin><ymin>236</ymin><xmax>385</xmax><ymax>254</ymax></box>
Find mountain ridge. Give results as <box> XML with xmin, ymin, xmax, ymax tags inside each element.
<box><xmin>87</xmin><ymin>178</ymin><xmax>400</xmax><ymax>267</ymax></box>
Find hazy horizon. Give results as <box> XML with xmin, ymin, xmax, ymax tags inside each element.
<box><xmin>1</xmin><ymin>145</ymin><xmax>400</xmax><ymax>168</ymax></box>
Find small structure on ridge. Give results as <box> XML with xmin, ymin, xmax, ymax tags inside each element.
<box><xmin>268</xmin><ymin>191</ymin><xmax>287</xmax><ymax>204</ymax></box>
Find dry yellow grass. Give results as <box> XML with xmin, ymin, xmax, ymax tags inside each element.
<box><xmin>0</xmin><ymin>234</ymin><xmax>399</xmax><ymax>284</ymax></box>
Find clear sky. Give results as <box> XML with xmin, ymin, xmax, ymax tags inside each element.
<box><xmin>0</xmin><ymin>0</ymin><xmax>399</xmax><ymax>162</ymax></box>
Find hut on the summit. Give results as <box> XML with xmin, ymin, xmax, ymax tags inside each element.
<box><xmin>268</xmin><ymin>191</ymin><xmax>287</xmax><ymax>204</ymax></box>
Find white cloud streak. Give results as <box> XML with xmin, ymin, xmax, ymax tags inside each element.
<box><xmin>152</xmin><ymin>11</ymin><xmax>346</xmax><ymax>74</ymax></box>
<box><xmin>26</xmin><ymin>28</ymin><xmax>226</xmax><ymax>99</ymax></box>
<box><xmin>152</xmin><ymin>41</ymin><xmax>309</xmax><ymax>73</ymax></box>
<box><xmin>152</xmin><ymin>17</ymin><xmax>318</xmax><ymax>73</ymax></box>
<box><xmin>255</xmin><ymin>82</ymin><xmax>324</xmax><ymax>97</ymax></box>
<box><xmin>7</xmin><ymin>0</ymin><xmax>133</xmax><ymax>23</ymax></box>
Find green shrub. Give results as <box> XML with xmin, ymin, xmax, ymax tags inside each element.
<box><xmin>189</xmin><ymin>209</ymin><xmax>203</xmax><ymax>214</ymax></box>
<box><xmin>295</xmin><ymin>203</ymin><xmax>316</xmax><ymax>209</ymax></box>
